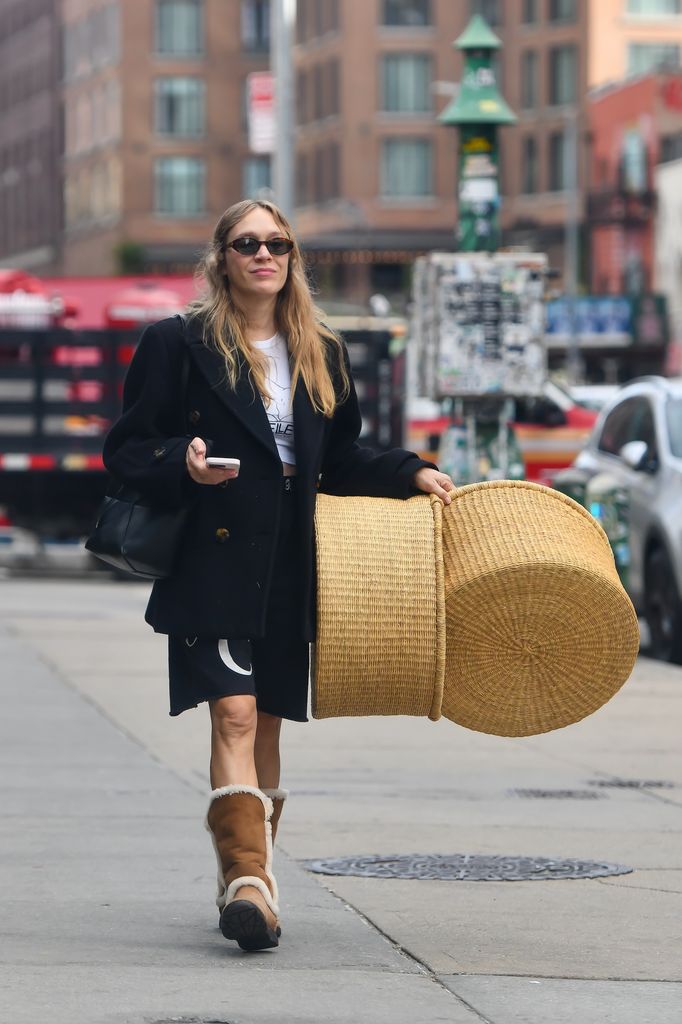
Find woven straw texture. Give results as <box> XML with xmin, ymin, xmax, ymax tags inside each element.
<box><xmin>312</xmin><ymin>493</ymin><xmax>445</xmax><ymax>720</ymax></box>
<box><xmin>440</xmin><ymin>480</ymin><xmax>640</xmax><ymax>736</ymax></box>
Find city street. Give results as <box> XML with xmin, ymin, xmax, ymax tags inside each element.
<box><xmin>1</xmin><ymin>576</ymin><xmax>681</xmax><ymax>1024</ymax></box>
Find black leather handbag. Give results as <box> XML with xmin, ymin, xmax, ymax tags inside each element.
<box><xmin>85</xmin><ymin>338</ymin><xmax>190</xmax><ymax>580</ymax></box>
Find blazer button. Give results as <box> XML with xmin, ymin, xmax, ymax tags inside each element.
<box><xmin>153</xmin><ymin>446</ymin><xmax>166</xmax><ymax>457</ymax></box>
<box><xmin>189</xmin><ymin>409</ymin><xmax>201</xmax><ymax>424</ymax></box>
<box><xmin>215</xmin><ymin>527</ymin><xmax>230</xmax><ymax>542</ymax></box>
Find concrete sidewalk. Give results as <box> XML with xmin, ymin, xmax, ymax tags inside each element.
<box><xmin>1</xmin><ymin>578</ymin><xmax>681</xmax><ymax>1024</ymax></box>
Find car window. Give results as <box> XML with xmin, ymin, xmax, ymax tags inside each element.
<box><xmin>598</xmin><ymin>396</ymin><xmax>657</xmax><ymax>458</ymax></box>
<box><xmin>514</xmin><ymin>396</ymin><xmax>566</xmax><ymax>426</ymax></box>
<box><xmin>597</xmin><ymin>398</ymin><xmax>639</xmax><ymax>455</ymax></box>
<box><xmin>628</xmin><ymin>398</ymin><xmax>657</xmax><ymax>456</ymax></box>
<box><xmin>666</xmin><ymin>398</ymin><xmax>682</xmax><ymax>458</ymax></box>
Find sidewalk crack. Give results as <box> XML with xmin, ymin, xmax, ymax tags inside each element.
<box><xmin>318</xmin><ymin>883</ymin><xmax>497</xmax><ymax>1024</ymax></box>
<box><xmin>595</xmin><ymin>877</ymin><xmax>682</xmax><ymax>896</ymax></box>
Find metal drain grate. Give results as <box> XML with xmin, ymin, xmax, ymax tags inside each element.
<box><xmin>509</xmin><ymin>788</ymin><xmax>604</xmax><ymax>799</ymax></box>
<box><xmin>305</xmin><ymin>853</ymin><xmax>633</xmax><ymax>881</ymax></box>
<box><xmin>588</xmin><ymin>778</ymin><xmax>674</xmax><ymax>789</ymax></box>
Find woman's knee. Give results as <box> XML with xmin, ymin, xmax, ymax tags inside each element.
<box><xmin>256</xmin><ymin>710</ymin><xmax>282</xmax><ymax>739</ymax></box>
<box><xmin>210</xmin><ymin>694</ymin><xmax>258</xmax><ymax>740</ymax></box>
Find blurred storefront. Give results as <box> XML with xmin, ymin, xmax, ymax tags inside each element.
<box><xmin>546</xmin><ymin>294</ymin><xmax>669</xmax><ymax>382</ymax></box>
<box><xmin>587</xmin><ymin>71</ymin><xmax>682</xmax><ymax>296</ymax></box>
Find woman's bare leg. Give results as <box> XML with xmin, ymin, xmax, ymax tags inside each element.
<box><xmin>208</xmin><ymin>694</ymin><xmax>259</xmax><ymax>789</ymax></box>
<box><xmin>254</xmin><ymin>711</ymin><xmax>283</xmax><ymax>790</ymax></box>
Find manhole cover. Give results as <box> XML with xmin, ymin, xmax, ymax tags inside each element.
<box><xmin>588</xmin><ymin>778</ymin><xmax>674</xmax><ymax>789</ymax></box>
<box><xmin>305</xmin><ymin>854</ymin><xmax>632</xmax><ymax>881</ymax></box>
<box><xmin>509</xmin><ymin>789</ymin><xmax>604</xmax><ymax>799</ymax></box>
<box><xmin>150</xmin><ymin>1019</ymin><xmax>234</xmax><ymax>1024</ymax></box>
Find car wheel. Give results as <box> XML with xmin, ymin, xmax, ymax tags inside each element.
<box><xmin>645</xmin><ymin>548</ymin><xmax>682</xmax><ymax>664</ymax></box>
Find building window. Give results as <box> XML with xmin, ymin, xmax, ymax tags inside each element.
<box><xmin>469</xmin><ymin>0</ymin><xmax>501</xmax><ymax>24</ymax></box>
<box><xmin>661</xmin><ymin>131</ymin><xmax>682</xmax><ymax>162</ymax></box>
<box><xmin>381</xmin><ymin>54</ymin><xmax>431</xmax><ymax>112</ymax></box>
<box><xmin>328</xmin><ymin>141</ymin><xmax>340</xmax><ymax>198</ymax></box>
<box><xmin>327</xmin><ymin>60</ymin><xmax>340</xmax><ymax>116</ymax></box>
<box><xmin>626</xmin><ymin>0</ymin><xmax>682</xmax><ymax>13</ymax></box>
<box><xmin>155</xmin><ymin>0</ymin><xmax>203</xmax><ymax>56</ymax></box>
<box><xmin>383</xmin><ymin>1</ymin><xmax>430</xmax><ymax>27</ymax></box>
<box><xmin>549</xmin><ymin>45</ymin><xmax>577</xmax><ymax>105</ymax></box>
<box><xmin>296</xmin><ymin>0</ymin><xmax>307</xmax><ymax>42</ymax></box>
<box><xmin>296</xmin><ymin>69</ymin><xmax>309</xmax><ymax>124</ymax></box>
<box><xmin>155</xmin><ymin>78</ymin><xmax>204</xmax><ymax>135</ymax></box>
<box><xmin>314</xmin><ymin>0</ymin><xmax>339</xmax><ymax>35</ymax></box>
<box><xmin>520</xmin><ymin>51</ymin><xmax>538</xmax><ymax>108</ymax></box>
<box><xmin>107</xmin><ymin>3</ymin><xmax>121</xmax><ymax>64</ymax></box>
<box><xmin>628</xmin><ymin>42</ymin><xmax>681</xmax><ymax>74</ymax></box>
<box><xmin>313</xmin><ymin>65</ymin><xmax>324</xmax><ymax>120</ymax></box>
<box><xmin>243</xmin><ymin>156</ymin><xmax>271</xmax><ymax>198</ymax></box>
<box><xmin>297</xmin><ymin>0</ymin><xmax>339</xmax><ymax>41</ymax></box>
<box><xmin>155</xmin><ymin>156</ymin><xmax>205</xmax><ymax>214</ymax></box>
<box><xmin>521</xmin><ymin>136</ymin><xmax>538</xmax><ymax>193</ymax></box>
<box><xmin>313</xmin><ymin>148</ymin><xmax>324</xmax><ymax>201</ymax></box>
<box><xmin>296</xmin><ymin>152</ymin><xmax>310</xmax><ymax>205</ymax></box>
<box><xmin>105</xmin><ymin>78</ymin><xmax>122</xmax><ymax>141</ymax></box>
<box><xmin>310</xmin><ymin>143</ymin><xmax>340</xmax><ymax>202</ymax></box>
<box><xmin>549</xmin><ymin>0</ymin><xmax>576</xmax><ymax>21</ymax></box>
<box><xmin>381</xmin><ymin>138</ymin><xmax>432</xmax><ymax>196</ymax></box>
<box><xmin>522</xmin><ymin>0</ymin><xmax>538</xmax><ymax>23</ymax></box>
<box><xmin>304</xmin><ymin>61</ymin><xmax>340</xmax><ymax>120</ymax></box>
<box><xmin>242</xmin><ymin>0</ymin><xmax>270</xmax><ymax>52</ymax></box>
<box><xmin>548</xmin><ymin>131</ymin><xmax>566</xmax><ymax>190</ymax></box>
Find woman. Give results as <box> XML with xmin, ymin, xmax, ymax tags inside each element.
<box><xmin>103</xmin><ymin>199</ymin><xmax>454</xmax><ymax>952</ymax></box>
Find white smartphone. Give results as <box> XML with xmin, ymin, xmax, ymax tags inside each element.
<box><xmin>205</xmin><ymin>457</ymin><xmax>240</xmax><ymax>472</ymax></box>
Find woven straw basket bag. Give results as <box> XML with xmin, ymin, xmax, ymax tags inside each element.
<box><xmin>312</xmin><ymin>480</ymin><xmax>639</xmax><ymax>737</ymax></box>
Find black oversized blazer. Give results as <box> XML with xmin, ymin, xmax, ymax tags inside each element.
<box><xmin>103</xmin><ymin>314</ymin><xmax>435</xmax><ymax>640</ymax></box>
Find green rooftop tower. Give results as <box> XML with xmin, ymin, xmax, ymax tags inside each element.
<box><xmin>439</xmin><ymin>15</ymin><xmax>517</xmax><ymax>251</ymax></box>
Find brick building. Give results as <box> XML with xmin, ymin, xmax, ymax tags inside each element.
<box><xmin>293</xmin><ymin>0</ymin><xmax>462</xmax><ymax>305</ymax></box>
<box><xmin>60</xmin><ymin>0</ymin><xmax>271</xmax><ymax>276</ymax></box>
<box><xmin>0</xmin><ymin>0</ymin><xmax>62</xmax><ymax>272</ymax></box>
<box><xmin>5</xmin><ymin>0</ymin><xmax>682</xmax><ymax>296</ymax></box>
<box><xmin>479</xmin><ymin>0</ymin><xmax>682</xmax><ymax>283</ymax></box>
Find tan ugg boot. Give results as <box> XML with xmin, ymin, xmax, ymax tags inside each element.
<box><xmin>206</xmin><ymin>785</ymin><xmax>281</xmax><ymax>951</ymax></box>
<box><xmin>262</xmin><ymin>788</ymin><xmax>288</xmax><ymax>845</ymax></box>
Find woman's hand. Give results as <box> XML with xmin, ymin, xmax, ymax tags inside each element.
<box><xmin>185</xmin><ymin>438</ymin><xmax>239</xmax><ymax>486</ymax></box>
<box><xmin>412</xmin><ymin>467</ymin><xmax>455</xmax><ymax>505</ymax></box>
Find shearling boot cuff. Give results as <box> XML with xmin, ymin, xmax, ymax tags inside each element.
<box><xmin>205</xmin><ymin>784</ymin><xmax>274</xmax><ymax>827</ymax></box>
<box><xmin>261</xmin><ymin>788</ymin><xmax>289</xmax><ymax>801</ymax></box>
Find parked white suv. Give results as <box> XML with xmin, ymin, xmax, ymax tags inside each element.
<box><xmin>556</xmin><ymin>376</ymin><xmax>682</xmax><ymax>663</ymax></box>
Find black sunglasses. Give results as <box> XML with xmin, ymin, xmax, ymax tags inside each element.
<box><xmin>227</xmin><ymin>236</ymin><xmax>294</xmax><ymax>256</ymax></box>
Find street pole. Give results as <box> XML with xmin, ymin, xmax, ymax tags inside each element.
<box><xmin>564</xmin><ymin>107</ymin><xmax>583</xmax><ymax>385</ymax></box>
<box><xmin>438</xmin><ymin>16</ymin><xmax>516</xmax><ymax>253</ymax></box>
<box><xmin>271</xmin><ymin>0</ymin><xmax>295</xmax><ymax>221</ymax></box>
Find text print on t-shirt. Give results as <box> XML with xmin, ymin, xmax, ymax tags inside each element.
<box><xmin>253</xmin><ymin>333</ymin><xmax>296</xmax><ymax>465</ymax></box>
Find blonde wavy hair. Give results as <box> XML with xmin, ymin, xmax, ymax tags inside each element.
<box><xmin>187</xmin><ymin>199</ymin><xmax>349</xmax><ymax>416</ymax></box>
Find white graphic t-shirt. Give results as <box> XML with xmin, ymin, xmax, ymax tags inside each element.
<box><xmin>252</xmin><ymin>333</ymin><xmax>296</xmax><ymax>466</ymax></box>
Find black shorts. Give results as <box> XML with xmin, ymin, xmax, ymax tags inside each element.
<box><xmin>168</xmin><ymin>477</ymin><xmax>310</xmax><ymax>722</ymax></box>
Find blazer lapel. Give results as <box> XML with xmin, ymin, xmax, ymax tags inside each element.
<box><xmin>292</xmin><ymin>370</ymin><xmax>325</xmax><ymax>476</ymax></box>
<box><xmin>185</xmin><ymin>329</ymin><xmax>279</xmax><ymax>460</ymax></box>
<box><xmin>181</xmin><ymin>316</ymin><xmax>325</xmax><ymax>470</ymax></box>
